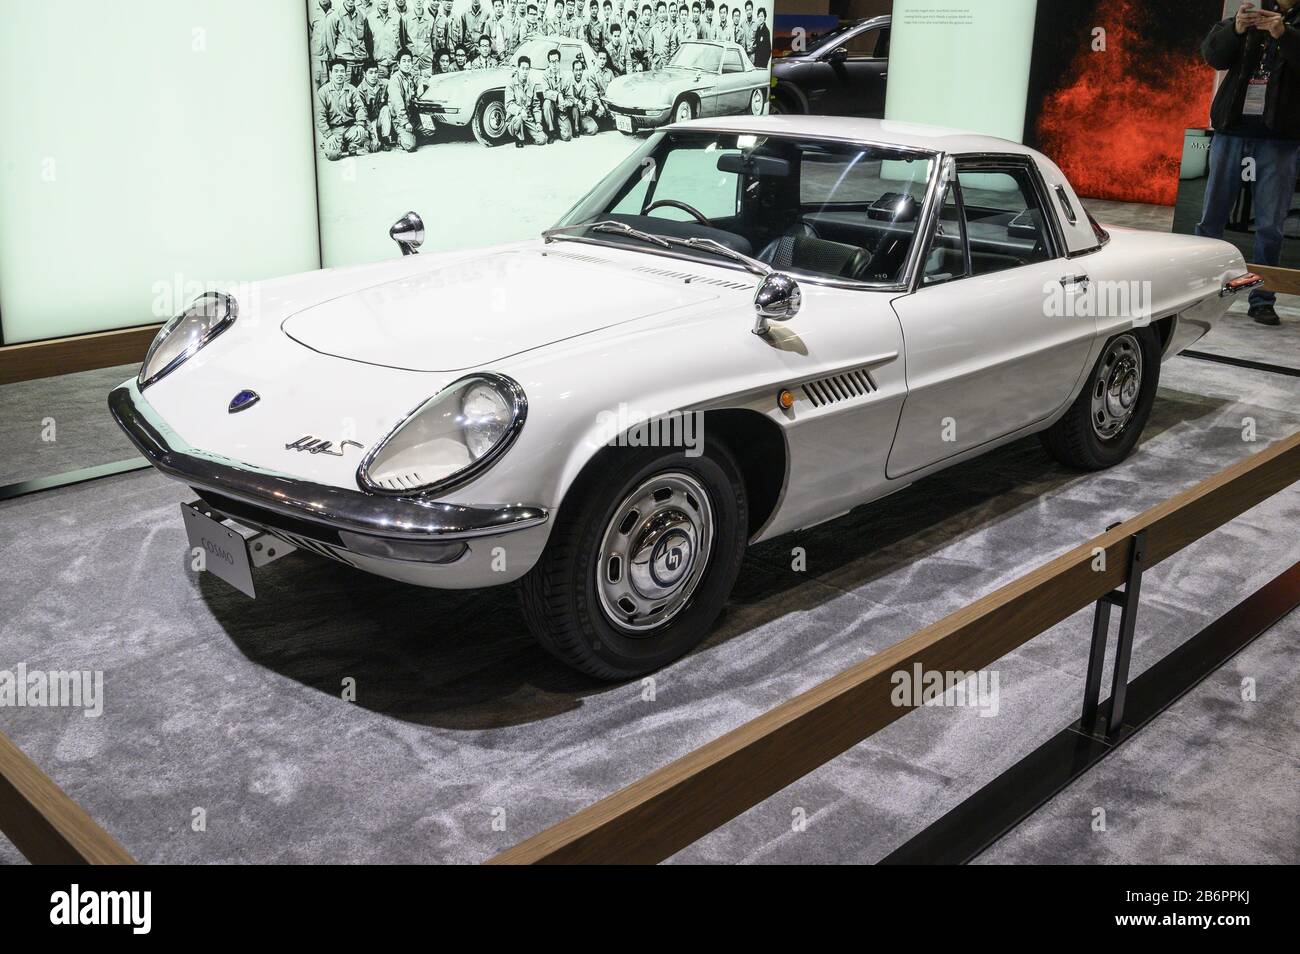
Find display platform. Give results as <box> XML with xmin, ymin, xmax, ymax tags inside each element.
<box><xmin>0</xmin><ymin>323</ymin><xmax>1296</xmax><ymax>864</ymax></box>
<box><xmin>0</xmin><ymin>363</ymin><xmax>140</xmax><ymax>488</ymax></box>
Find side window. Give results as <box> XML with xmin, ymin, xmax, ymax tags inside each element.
<box><xmin>956</xmin><ymin>166</ymin><xmax>1053</xmax><ymax>275</ymax></box>
<box><xmin>844</xmin><ymin>28</ymin><xmax>882</xmax><ymax>58</ymax></box>
<box><xmin>922</xmin><ymin>184</ymin><xmax>969</xmax><ymax>286</ymax></box>
<box><xmin>723</xmin><ymin>50</ymin><xmax>744</xmax><ymax>73</ymax></box>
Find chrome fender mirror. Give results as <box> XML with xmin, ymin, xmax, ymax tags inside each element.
<box><xmin>753</xmin><ymin>272</ymin><xmax>801</xmax><ymax>336</ymax></box>
<box><xmin>390</xmin><ymin>211</ymin><xmax>425</xmax><ymax>255</ymax></box>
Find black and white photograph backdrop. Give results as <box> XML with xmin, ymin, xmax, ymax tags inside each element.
<box><xmin>307</xmin><ymin>0</ymin><xmax>773</xmax><ymax>265</ymax></box>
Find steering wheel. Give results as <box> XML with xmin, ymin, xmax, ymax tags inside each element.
<box><xmin>643</xmin><ymin>198</ymin><xmax>714</xmax><ymax>227</ymax></box>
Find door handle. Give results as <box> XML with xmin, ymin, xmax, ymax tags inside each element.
<box><xmin>1060</xmin><ymin>274</ymin><xmax>1090</xmax><ymax>289</ymax></box>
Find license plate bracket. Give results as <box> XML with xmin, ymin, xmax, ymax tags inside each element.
<box><xmin>182</xmin><ymin>502</ymin><xmax>257</xmax><ymax>598</ymax></box>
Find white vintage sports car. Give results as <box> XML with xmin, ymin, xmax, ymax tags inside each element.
<box><xmin>111</xmin><ymin>116</ymin><xmax>1257</xmax><ymax>679</ymax></box>
<box><xmin>417</xmin><ymin>34</ymin><xmax>599</xmax><ymax>146</ymax></box>
<box><xmin>605</xmin><ymin>40</ymin><xmax>768</xmax><ymax>133</ymax></box>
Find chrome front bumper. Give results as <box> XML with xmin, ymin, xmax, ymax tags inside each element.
<box><xmin>108</xmin><ymin>380</ymin><xmax>549</xmax><ymax>548</ymax></box>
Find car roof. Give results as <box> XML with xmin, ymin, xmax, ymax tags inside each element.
<box><xmin>681</xmin><ymin>39</ymin><xmax>744</xmax><ymax>51</ymax></box>
<box><xmin>671</xmin><ymin>115</ymin><xmax>1041</xmax><ymax>159</ymax></box>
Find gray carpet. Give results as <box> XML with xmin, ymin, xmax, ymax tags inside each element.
<box><xmin>1192</xmin><ymin>299</ymin><xmax>1300</xmax><ymax>368</ymax></box>
<box><xmin>0</xmin><ymin>343</ymin><xmax>1296</xmax><ymax>865</ymax></box>
<box><xmin>975</xmin><ymin>610</ymin><xmax>1300</xmax><ymax>865</ymax></box>
<box><xmin>0</xmin><ymin>363</ymin><xmax>141</xmax><ymax>486</ymax></box>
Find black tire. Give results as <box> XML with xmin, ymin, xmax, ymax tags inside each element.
<box><xmin>471</xmin><ymin>95</ymin><xmax>509</xmax><ymax>146</ymax></box>
<box><xmin>768</xmin><ymin>88</ymin><xmax>800</xmax><ymax>115</ymax></box>
<box><xmin>671</xmin><ymin>96</ymin><xmax>697</xmax><ymax>124</ymax></box>
<box><xmin>518</xmin><ymin>444</ymin><xmax>748</xmax><ymax>679</ymax></box>
<box><xmin>1040</xmin><ymin>326</ymin><xmax>1162</xmax><ymax>470</ymax></box>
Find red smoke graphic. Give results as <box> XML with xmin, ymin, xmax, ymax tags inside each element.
<box><xmin>1033</xmin><ymin>0</ymin><xmax>1216</xmax><ymax>205</ymax></box>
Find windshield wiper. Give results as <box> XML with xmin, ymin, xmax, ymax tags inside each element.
<box><xmin>675</xmin><ymin>236</ymin><xmax>772</xmax><ymax>277</ymax></box>
<box><xmin>542</xmin><ymin>219</ymin><xmax>669</xmax><ymax>248</ymax></box>
<box><xmin>593</xmin><ymin>221</ymin><xmax>672</xmax><ymax>248</ymax></box>
<box><xmin>543</xmin><ymin>220</ymin><xmax>771</xmax><ymax>278</ymax></box>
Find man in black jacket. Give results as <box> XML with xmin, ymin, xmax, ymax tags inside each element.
<box><xmin>1197</xmin><ymin>0</ymin><xmax>1300</xmax><ymax>325</ymax></box>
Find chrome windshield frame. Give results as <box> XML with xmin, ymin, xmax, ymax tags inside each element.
<box><xmin>547</xmin><ymin>127</ymin><xmax>942</xmax><ymax>295</ymax></box>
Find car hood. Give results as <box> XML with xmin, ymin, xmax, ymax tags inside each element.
<box><xmin>419</xmin><ymin>67</ymin><xmax>510</xmax><ymax>99</ymax></box>
<box><xmin>608</xmin><ymin>69</ymin><xmax>700</xmax><ymax>102</ymax></box>
<box><xmin>281</xmin><ymin>246</ymin><xmax>725</xmax><ymax>372</ymax></box>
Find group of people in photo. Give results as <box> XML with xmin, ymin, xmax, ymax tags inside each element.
<box><xmin>310</xmin><ymin>0</ymin><xmax>772</xmax><ymax>159</ymax></box>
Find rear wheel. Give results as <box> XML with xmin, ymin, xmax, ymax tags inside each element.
<box><xmin>471</xmin><ymin>96</ymin><xmax>509</xmax><ymax>146</ymax></box>
<box><xmin>768</xmin><ymin>89</ymin><xmax>799</xmax><ymax>114</ymax></box>
<box><xmin>518</xmin><ymin>446</ymin><xmax>748</xmax><ymax>679</ymax></box>
<box><xmin>1040</xmin><ymin>327</ymin><xmax>1161</xmax><ymax>470</ymax></box>
<box><xmin>749</xmin><ymin>89</ymin><xmax>765</xmax><ymax>115</ymax></box>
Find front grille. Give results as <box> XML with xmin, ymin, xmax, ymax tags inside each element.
<box><xmin>270</xmin><ymin>529</ymin><xmax>355</xmax><ymax>566</ymax></box>
<box><xmin>368</xmin><ymin>471</ymin><xmax>426</xmax><ymax>492</ymax></box>
<box><xmin>801</xmin><ymin>368</ymin><xmax>877</xmax><ymax>408</ymax></box>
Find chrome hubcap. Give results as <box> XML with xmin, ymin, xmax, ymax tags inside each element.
<box><xmin>485</xmin><ymin>102</ymin><xmax>506</xmax><ymax>136</ymax></box>
<box><xmin>750</xmin><ymin>90</ymin><xmax>763</xmax><ymax>115</ymax></box>
<box><xmin>1091</xmin><ymin>334</ymin><xmax>1143</xmax><ymax>440</ymax></box>
<box><xmin>597</xmin><ymin>472</ymin><xmax>714</xmax><ymax>634</ymax></box>
<box><xmin>676</xmin><ymin>101</ymin><xmax>693</xmax><ymax>122</ymax></box>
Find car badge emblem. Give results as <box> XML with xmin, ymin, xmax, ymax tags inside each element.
<box><xmin>228</xmin><ymin>390</ymin><xmax>260</xmax><ymax>413</ymax></box>
<box><xmin>285</xmin><ymin>435</ymin><xmax>364</xmax><ymax>457</ymax></box>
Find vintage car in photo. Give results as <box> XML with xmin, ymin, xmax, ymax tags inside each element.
<box><xmin>770</xmin><ymin>14</ymin><xmax>891</xmax><ymax>117</ymax></box>
<box><xmin>605</xmin><ymin>40</ymin><xmax>768</xmax><ymax>133</ymax></box>
<box><xmin>110</xmin><ymin>116</ymin><xmax>1255</xmax><ymax>679</ymax></box>
<box><xmin>415</xmin><ymin>34</ymin><xmax>598</xmax><ymax>145</ymax></box>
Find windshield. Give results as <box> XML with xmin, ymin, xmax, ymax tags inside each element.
<box><xmin>669</xmin><ymin>42</ymin><xmax>723</xmax><ymax>72</ymax></box>
<box><xmin>512</xmin><ymin>38</ymin><xmax>575</xmax><ymax>69</ymax></box>
<box><xmin>553</xmin><ymin>131</ymin><xmax>936</xmax><ymax>285</ymax></box>
<box><xmin>804</xmin><ymin>23</ymin><xmax>858</xmax><ymax>56</ymax></box>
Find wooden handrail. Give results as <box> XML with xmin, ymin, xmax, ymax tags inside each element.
<box><xmin>0</xmin><ymin>731</ymin><xmax>134</xmax><ymax>864</ymax></box>
<box><xmin>489</xmin><ymin>431</ymin><xmax>1300</xmax><ymax>864</ymax></box>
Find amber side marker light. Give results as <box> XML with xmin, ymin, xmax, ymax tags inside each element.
<box><xmin>778</xmin><ymin>389</ymin><xmax>795</xmax><ymax>410</ymax></box>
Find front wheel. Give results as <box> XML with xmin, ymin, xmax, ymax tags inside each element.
<box><xmin>672</xmin><ymin>97</ymin><xmax>697</xmax><ymax>124</ymax></box>
<box><xmin>518</xmin><ymin>446</ymin><xmax>748</xmax><ymax>679</ymax></box>
<box><xmin>1040</xmin><ymin>326</ymin><xmax>1161</xmax><ymax>470</ymax></box>
<box><xmin>471</xmin><ymin>96</ymin><xmax>509</xmax><ymax>146</ymax></box>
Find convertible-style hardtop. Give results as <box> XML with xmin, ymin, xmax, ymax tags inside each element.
<box><xmin>670</xmin><ymin>114</ymin><xmax>1104</xmax><ymax>257</ymax></box>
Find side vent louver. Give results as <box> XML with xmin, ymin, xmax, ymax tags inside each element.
<box><xmin>801</xmin><ymin>368</ymin><xmax>877</xmax><ymax>408</ymax></box>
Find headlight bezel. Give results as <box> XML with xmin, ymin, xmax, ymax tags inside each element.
<box><xmin>356</xmin><ymin>372</ymin><xmax>528</xmax><ymax>498</ymax></box>
<box><xmin>138</xmin><ymin>291</ymin><xmax>238</xmax><ymax>390</ymax></box>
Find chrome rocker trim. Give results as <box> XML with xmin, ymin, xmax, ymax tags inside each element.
<box><xmin>108</xmin><ymin>381</ymin><xmax>549</xmax><ymax>543</ymax></box>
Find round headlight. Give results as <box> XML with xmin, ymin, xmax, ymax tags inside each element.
<box><xmin>462</xmin><ymin>381</ymin><xmax>513</xmax><ymax>458</ymax></box>
<box><xmin>139</xmin><ymin>292</ymin><xmax>237</xmax><ymax>389</ymax></box>
<box><xmin>358</xmin><ymin>373</ymin><xmax>526</xmax><ymax>496</ymax></box>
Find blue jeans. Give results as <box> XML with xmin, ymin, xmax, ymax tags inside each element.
<box><xmin>1194</xmin><ymin>133</ymin><xmax>1300</xmax><ymax>308</ymax></box>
